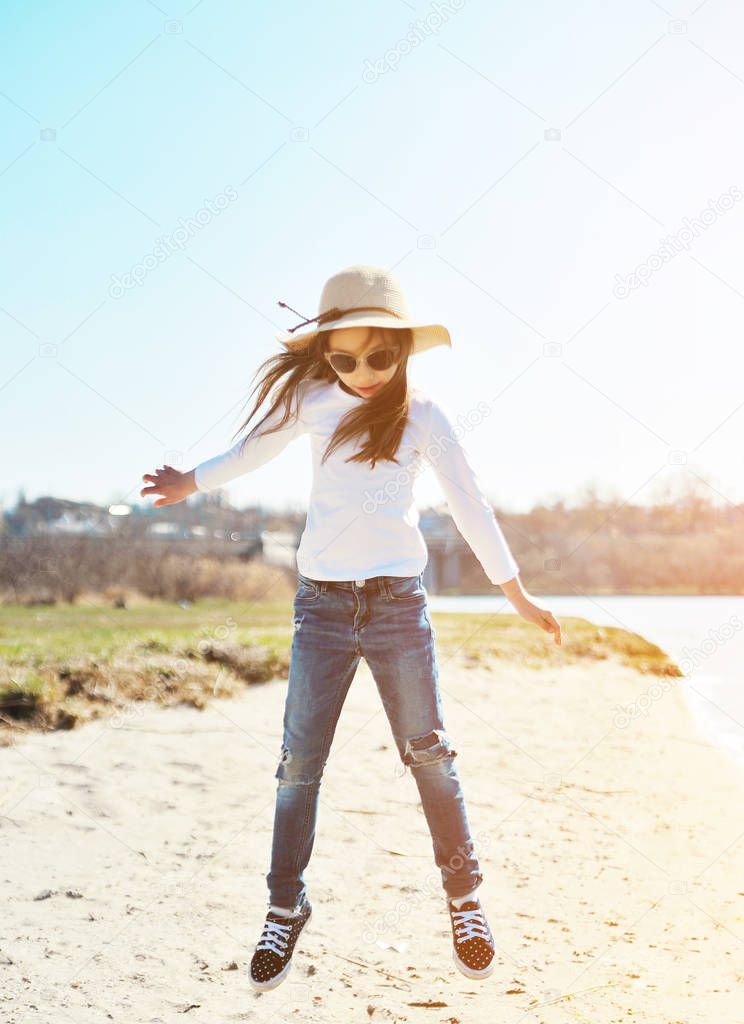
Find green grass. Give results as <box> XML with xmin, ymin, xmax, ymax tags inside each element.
<box><xmin>0</xmin><ymin>598</ymin><xmax>681</xmax><ymax>736</ymax></box>
<box><xmin>0</xmin><ymin>597</ymin><xmax>294</xmax><ymax>665</ymax></box>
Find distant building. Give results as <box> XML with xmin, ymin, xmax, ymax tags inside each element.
<box><xmin>418</xmin><ymin>509</ymin><xmax>470</xmax><ymax>592</ymax></box>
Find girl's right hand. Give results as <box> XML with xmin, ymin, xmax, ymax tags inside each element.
<box><xmin>515</xmin><ymin>597</ymin><xmax>562</xmax><ymax>646</ymax></box>
<box><xmin>140</xmin><ymin>465</ymin><xmax>197</xmax><ymax>506</ymax></box>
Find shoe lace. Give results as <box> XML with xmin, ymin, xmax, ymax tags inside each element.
<box><xmin>256</xmin><ymin>917</ymin><xmax>292</xmax><ymax>955</ymax></box>
<box><xmin>452</xmin><ymin>907</ymin><xmax>490</xmax><ymax>943</ymax></box>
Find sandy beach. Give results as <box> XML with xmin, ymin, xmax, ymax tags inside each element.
<box><xmin>2</xmin><ymin>633</ymin><xmax>743</xmax><ymax>1023</ymax></box>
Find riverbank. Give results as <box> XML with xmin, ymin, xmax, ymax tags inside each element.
<box><xmin>1</xmin><ymin>608</ymin><xmax>742</xmax><ymax>1021</ymax></box>
<box><xmin>0</xmin><ymin>599</ymin><xmax>678</xmax><ymax>738</ymax></box>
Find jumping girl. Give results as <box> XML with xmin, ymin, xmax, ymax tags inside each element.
<box><xmin>141</xmin><ymin>264</ymin><xmax>561</xmax><ymax>990</ymax></box>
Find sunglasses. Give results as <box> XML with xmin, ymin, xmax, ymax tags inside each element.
<box><xmin>323</xmin><ymin>346</ymin><xmax>400</xmax><ymax>375</ymax></box>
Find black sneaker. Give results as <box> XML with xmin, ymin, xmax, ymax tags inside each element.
<box><xmin>447</xmin><ymin>896</ymin><xmax>496</xmax><ymax>979</ymax></box>
<box><xmin>249</xmin><ymin>896</ymin><xmax>313</xmax><ymax>992</ymax></box>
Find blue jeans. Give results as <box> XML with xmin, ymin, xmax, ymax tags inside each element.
<box><xmin>265</xmin><ymin>571</ymin><xmax>484</xmax><ymax>908</ymax></box>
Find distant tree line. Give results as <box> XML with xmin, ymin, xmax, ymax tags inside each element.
<box><xmin>1</xmin><ymin>490</ymin><xmax>741</xmax><ymax>603</ymax></box>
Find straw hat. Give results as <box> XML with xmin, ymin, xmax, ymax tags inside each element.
<box><xmin>275</xmin><ymin>264</ymin><xmax>452</xmax><ymax>355</ymax></box>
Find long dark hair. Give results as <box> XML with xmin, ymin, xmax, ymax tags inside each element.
<box><xmin>229</xmin><ymin>325</ymin><xmax>415</xmax><ymax>469</ymax></box>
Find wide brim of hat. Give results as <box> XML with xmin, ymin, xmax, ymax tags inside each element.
<box><xmin>275</xmin><ymin>313</ymin><xmax>452</xmax><ymax>355</ymax></box>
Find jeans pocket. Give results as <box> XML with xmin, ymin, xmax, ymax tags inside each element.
<box><xmin>295</xmin><ymin>574</ymin><xmax>321</xmax><ymax>604</ymax></box>
<box><xmin>387</xmin><ymin>574</ymin><xmax>425</xmax><ymax>602</ymax></box>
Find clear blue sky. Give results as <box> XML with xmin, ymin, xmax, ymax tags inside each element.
<box><xmin>2</xmin><ymin>0</ymin><xmax>742</xmax><ymax>514</ymax></box>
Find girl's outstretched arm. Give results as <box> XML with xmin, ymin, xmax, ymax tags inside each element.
<box><xmin>190</xmin><ymin>387</ymin><xmax>310</xmax><ymax>493</ymax></box>
<box><xmin>141</xmin><ymin>383</ymin><xmax>311</xmax><ymax>505</ymax></box>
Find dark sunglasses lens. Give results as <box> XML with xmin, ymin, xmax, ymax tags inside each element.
<box><xmin>329</xmin><ymin>353</ymin><xmax>356</xmax><ymax>373</ymax></box>
<box><xmin>368</xmin><ymin>348</ymin><xmax>399</xmax><ymax>370</ymax></box>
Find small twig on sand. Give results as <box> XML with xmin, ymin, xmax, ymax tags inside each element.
<box><xmin>331</xmin><ymin>952</ymin><xmax>411</xmax><ymax>985</ymax></box>
<box><xmin>528</xmin><ymin>981</ymin><xmax>615</xmax><ymax>1008</ymax></box>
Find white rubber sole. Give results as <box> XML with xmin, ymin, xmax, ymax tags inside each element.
<box><xmin>248</xmin><ymin>907</ymin><xmax>312</xmax><ymax>992</ymax></box>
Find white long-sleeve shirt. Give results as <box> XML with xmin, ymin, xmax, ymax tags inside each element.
<box><xmin>193</xmin><ymin>378</ymin><xmax>520</xmax><ymax>586</ymax></box>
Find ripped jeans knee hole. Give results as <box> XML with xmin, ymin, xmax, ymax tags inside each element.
<box><xmin>401</xmin><ymin>728</ymin><xmax>457</xmax><ymax>768</ymax></box>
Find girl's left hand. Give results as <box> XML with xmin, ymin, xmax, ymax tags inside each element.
<box><xmin>515</xmin><ymin>598</ymin><xmax>562</xmax><ymax>645</ymax></box>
